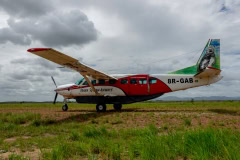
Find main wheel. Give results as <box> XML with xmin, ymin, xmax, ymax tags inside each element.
<box><xmin>62</xmin><ymin>104</ymin><xmax>68</xmax><ymax>111</ymax></box>
<box><xmin>113</xmin><ymin>104</ymin><xmax>122</xmax><ymax>111</ymax></box>
<box><xmin>96</xmin><ymin>104</ymin><xmax>106</xmax><ymax>112</ymax></box>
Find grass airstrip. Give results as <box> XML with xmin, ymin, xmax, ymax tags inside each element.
<box><xmin>0</xmin><ymin>101</ymin><xmax>240</xmax><ymax>159</ymax></box>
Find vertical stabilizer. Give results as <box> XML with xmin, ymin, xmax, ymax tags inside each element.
<box><xmin>197</xmin><ymin>39</ymin><xmax>220</xmax><ymax>72</ymax></box>
<box><xmin>169</xmin><ymin>39</ymin><xmax>220</xmax><ymax>75</ymax></box>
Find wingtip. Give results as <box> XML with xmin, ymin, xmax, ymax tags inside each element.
<box><xmin>27</xmin><ymin>48</ymin><xmax>51</xmax><ymax>52</ymax></box>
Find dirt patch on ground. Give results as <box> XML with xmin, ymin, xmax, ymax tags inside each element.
<box><xmin>0</xmin><ymin>148</ymin><xmax>40</xmax><ymax>160</ymax></box>
<box><xmin>4</xmin><ymin>136</ymin><xmax>31</xmax><ymax>143</ymax></box>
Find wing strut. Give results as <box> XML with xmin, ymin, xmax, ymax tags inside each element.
<box><xmin>82</xmin><ymin>75</ymin><xmax>100</xmax><ymax>96</ymax></box>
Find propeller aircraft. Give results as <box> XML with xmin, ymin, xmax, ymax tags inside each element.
<box><xmin>27</xmin><ymin>39</ymin><xmax>222</xmax><ymax>112</ymax></box>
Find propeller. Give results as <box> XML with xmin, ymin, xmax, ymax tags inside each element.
<box><xmin>53</xmin><ymin>92</ymin><xmax>58</xmax><ymax>104</ymax></box>
<box><xmin>51</xmin><ymin>76</ymin><xmax>58</xmax><ymax>104</ymax></box>
<box><xmin>51</xmin><ymin>76</ymin><xmax>57</xmax><ymax>88</ymax></box>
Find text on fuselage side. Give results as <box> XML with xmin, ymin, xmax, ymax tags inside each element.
<box><xmin>80</xmin><ymin>88</ymin><xmax>113</xmax><ymax>92</ymax></box>
<box><xmin>168</xmin><ymin>78</ymin><xmax>194</xmax><ymax>84</ymax></box>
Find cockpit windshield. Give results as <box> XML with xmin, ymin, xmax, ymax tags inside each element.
<box><xmin>75</xmin><ymin>78</ymin><xmax>84</xmax><ymax>85</ymax></box>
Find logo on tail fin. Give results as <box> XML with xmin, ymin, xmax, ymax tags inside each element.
<box><xmin>198</xmin><ymin>46</ymin><xmax>216</xmax><ymax>72</ymax></box>
<box><xmin>197</xmin><ymin>39</ymin><xmax>220</xmax><ymax>73</ymax></box>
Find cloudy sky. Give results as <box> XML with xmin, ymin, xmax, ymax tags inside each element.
<box><xmin>0</xmin><ymin>0</ymin><xmax>239</xmax><ymax>102</ymax></box>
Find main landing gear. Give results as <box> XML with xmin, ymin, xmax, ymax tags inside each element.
<box><xmin>113</xmin><ymin>104</ymin><xmax>122</xmax><ymax>111</ymax></box>
<box><xmin>96</xmin><ymin>103</ymin><xmax>107</xmax><ymax>112</ymax></box>
<box><xmin>62</xmin><ymin>99</ymin><xmax>68</xmax><ymax>111</ymax></box>
<box><xmin>95</xmin><ymin>103</ymin><xmax>123</xmax><ymax>112</ymax></box>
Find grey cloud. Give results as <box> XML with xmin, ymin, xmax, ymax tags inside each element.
<box><xmin>0</xmin><ymin>0</ymin><xmax>53</xmax><ymax>18</ymax></box>
<box><xmin>11</xmin><ymin>58</ymin><xmax>58</xmax><ymax>70</ymax></box>
<box><xmin>10</xmin><ymin>72</ymin><xmax>28</xmax><ymax>81</ymax></box>
<box><xmin>0</xmin><ymin>10</ymin><xmax>98</xmax><ymax>47</ymax></box>
<box><xmin>8</xmin><ymin>69</ymin><xmax>59</xmax><ymax>81</ymax></box>
<box><xmin>64</xmin><ymin>0</ymin><xmax>211</xmax><ymax>50</ymax></box>
<box><xmin>0</xmin><ymin>80</ymin><xmax>30</xmax><ymax>93</ymax></box>
<box><xmin>10</xmin><ymin>57</ymin><xmax>92</xmax><ymax>73</ymax></box>
<box><xmin>8</xmin><ymin>58</ymin><xmax>60</xmax><ymax>83</ymax></box>
<box><xmin>0</xmin><ymin>28</ymin><xmax>31</xmax><ymax>45</ymax></box>
<box><xmin>219</xmin><ymin>5</ymin><xmax>230</xmax><ymax>12</ymax></box>
<box><xmin>33</xmin><ymin>59</ymin><xmax>58</xmax><ymax>70</ymax></box>
<box><xmin>0</xmin><ymin>78</ymin><xmax>54</xmax><ymax>102</ymax></box>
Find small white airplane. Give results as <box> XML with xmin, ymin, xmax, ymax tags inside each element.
<box><xmin>28</xmin><ymin>39</ymin><xmax>222</xmax><ymax>112</ymax></box>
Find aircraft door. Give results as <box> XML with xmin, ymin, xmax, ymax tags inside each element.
<box><xmin>129</xmin><ymin>75</ymin><xmax>149</xmax><ymax>95</ymax></box>
<box><xmin>149</xmin><ymin>77</ymin><xmax>159</xmax><ymax>94</ymax></box>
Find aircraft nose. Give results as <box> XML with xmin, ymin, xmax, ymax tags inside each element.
<box><xmin>54</xmin><ymin>88</ymin><xmax>59</xmax><ymax>94</ymax></box>
<box><xmin>54</xmin><ymin>83</ymin><xmax>76</xmax><ymax>93</ymax></box>
<box><xmin>54</xmin><ymin>87</ymin><xmax>62</xmax><ymax>93</ymax></box>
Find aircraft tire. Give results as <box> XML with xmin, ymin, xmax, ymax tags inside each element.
<box><xmin>96</xmin><ymin>104</ymin><xmax>106</xmax><ymax>112</ymax></box>
<box><xmin>62</xmin><ymin>104</ymin><xmax>68</xmax><ymax>111</ymax></box>
<box><xmin>113</xmin><ymin>104</ymin><xmax>122</xmax><ymax>111</ymax></box>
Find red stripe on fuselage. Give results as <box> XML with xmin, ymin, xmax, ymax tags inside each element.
<box><xmin>57</xmin><ymin>75</ymin><xmax>172</xmax><ymax>96</ymax></box>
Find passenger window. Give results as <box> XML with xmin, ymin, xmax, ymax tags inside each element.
<box><xmin>99</xmin><ymin>79</ymin><xmax>105</xmax><ymax>85</ymax></box>
<box><xmin>109</xmin><ymin>79</ymin><xmax>116</xmax><ymax>84</ymax></box>
<box><xmin>121</xmin><ymin>79</ymin><xmax>128</xmax><ymax>84</ymax></box>
<box><xmin>130</xmin><ymin>79</ymin><xmax>137</xmax><ymax>84</ymax></box>
<box><xmin>139</xmin><ymin>79</ymin><xmax>147</xmax><ymax>84</ymax></box>
<box><xmin>91</xmin><ymin>80</ymin><xmax>96</xmax><ymax>85</ymax></box>
<box><xmin>83</xmin><ymin>81</ymin><xmax>88</xmax><ymax>85</ymax></box>
<box><xmin>149</xmin><ymin>78</ymin><xmax>157</xmax><ymax>84</ymax></box>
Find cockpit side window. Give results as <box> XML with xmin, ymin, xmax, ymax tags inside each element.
<box><xmin>82</xmin><ymin>81</ymin><xmax>88</xmax><ymax>85</ymax></box>
<box><xmin>75</xmin><ymin>78</ymin><xmax>84</xmax><ymax>85</ymax></box>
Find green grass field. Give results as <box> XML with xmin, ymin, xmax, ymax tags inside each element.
<box><xmin>0</xmin><ymin>101</ymin><xmax>240</xmax><ymax>160</ymax></box>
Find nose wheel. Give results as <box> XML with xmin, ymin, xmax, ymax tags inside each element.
<box><xmin>96</xmin><ymin>103</ymin><xmax>106</xmax><ymax>112</ymax></box>
<box><xmin>62</xmin><ymin>104</ymin><xmax>68</xmax><ymax>111</ymax></box>
<box><xmin>62</xmin><ymin>98</ymin><xmax>68</xmax><ymax>111</ymax></box>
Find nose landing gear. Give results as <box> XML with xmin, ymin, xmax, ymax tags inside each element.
<box><xmin>62</xmin><ymin>99</ymin><xmax>68</xmax><ymax>111</ymax></box>
<box><xmin>62</xmin><ymin>104</ymin><xmax>68</xmax><ymax>111</ymax></box>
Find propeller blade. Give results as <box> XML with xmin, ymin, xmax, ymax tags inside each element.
<box><xmin>51</xmin><ymin>76</ymin><xmax>57</xmax><ymax>88</ymax></box>
<box><xmin>53</xmin><ymin>93</ymin><xmax>58</xmax><ymax>104</ymax></box>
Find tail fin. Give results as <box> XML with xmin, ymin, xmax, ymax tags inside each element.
<box><xmin>169</xmin><ymin>39</ymin><xmax>220</xmax><ymax>75</ymax></box>
<box><xmin>197</xmin><ymin>39</ymin><xmax>220</xmax><ymax>72</ymax></box>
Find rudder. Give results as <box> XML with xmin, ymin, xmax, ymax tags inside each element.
<box><xmin>197</xmin><ymin>39</ymin><xmax>220</xmax><ymax>72</ymax></box>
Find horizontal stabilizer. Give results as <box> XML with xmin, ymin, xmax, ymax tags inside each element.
<box><xmin>194</xmin><ymin>67</ymin><xmax>221</xmax><ymax>78</ymax></box>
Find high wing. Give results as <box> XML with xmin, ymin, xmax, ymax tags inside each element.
<box><xmin>27</xmin><ymin>48</ymin><xmax>116</xmax><ymax>80</ymax></box>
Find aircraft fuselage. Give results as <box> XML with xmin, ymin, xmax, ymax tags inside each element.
<box><xmin>55</xmin><ymin>73</ymin><xmax>222</xmax><ymax>104</ymax></box>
